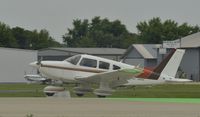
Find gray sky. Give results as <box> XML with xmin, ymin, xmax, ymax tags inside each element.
<box><xmin>0</xmin><ymin>0</ymin><xmax>200</xmax><ymax>43</ymax></box>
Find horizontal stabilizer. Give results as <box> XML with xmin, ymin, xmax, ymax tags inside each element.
<box><xmin>165</xmin><ymin>78</ymin><xmax>192</xmax><ymax>82</ymax></box>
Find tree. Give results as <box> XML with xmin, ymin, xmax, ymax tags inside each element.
<box><xmin>12</xmin><ymin>27</ymin><xmax>62</xmax><ymax>50</ymax></box>
<box><xmin>78</xmin><ymin>36</ymin><xmax>96</xmax><ymax>47</ymax></box>
<box><xmin>136</xmin><ymin>17</ymin><xmax>200</xmax><ymax>44</ymax></box>
<box><xmin>178</xmin><ymin>23</ymin><xmax>200</xmax><ymax>37</ymax></box>
<box><xmin>12</xmin><ymin>27</ymin><xmax>31</xmax><ymax>49</ymax></box>
<box><xmin>28</xmin><ymin>29</ymin><xmax>62</xmax><ymax>50</ymax></box>
<box><xmin>63</xmin><ymin>19</ymin><xmax>89</xmax><ymax>47</ymax></box>
<box><xmin>0</xmin><ymin>21</ymin><xmax>62</xmax><ymax>50</ymax></box>
<box><xmin>63</xmin><ymin>16</ymin><xmax>136</xmax><ymax>48</ymax></box>
<box><xmin>0</xmin><ymin>22</ymin><xmax>18</xmax><ymax>48</ymax></box>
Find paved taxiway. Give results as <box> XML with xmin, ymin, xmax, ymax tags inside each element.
<box><xmin>0</xmin><ymin>98</ymin><xmax>200</xmax><ymax>117</ymax></box>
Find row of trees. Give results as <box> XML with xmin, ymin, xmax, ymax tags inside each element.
<box><xmin>0</xmin><ymin>17</ymin><xmax>200</xmax><ymax>49</ymax></box>
<box><xmin>136</xmin><ymin>17</ymin><xmax>200</xmax><ymax>44</ymax></box>
<box><xmin>63</xmin><ymin>17</ymin><xmax>200</xmax><ymax>48</ymax></box>
<box><xmin>0</xmin><ymin>22</ymin><xmax>61</xmax><ymax>49</ymax></box>
<box><xmin>63</xmin><ymin>17</ymin><xmax>137</xmax><ymax>48</ymax></box>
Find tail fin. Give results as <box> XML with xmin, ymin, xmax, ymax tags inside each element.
<box><xmin>152</xmin><ymin>49</ymin><xmax>176</xmax><ymax>74</ymax></box>
<box><xmin>159</xmin><ymin>49</ymin><xmax>192</xmax><ymax>82</ymax></box>
<box><xmin>159</xmin><ymin>49</ymin><xmax>185</xmax><ymax>79</ymax></box>
<box><xmin>146</xmin><ymin>49</ymin><xmax>176</xmax><ymax>80</ymax></box>
<box><xmin>136</xmin><ymin>49</ymin><xmax>185</xmax><ymax>80</ymax></box>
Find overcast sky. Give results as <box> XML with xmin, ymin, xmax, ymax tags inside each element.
<box><xmin>0</xmin><ymin>0</ymin><xmax>200</xmax><ymax>43</ymax></box>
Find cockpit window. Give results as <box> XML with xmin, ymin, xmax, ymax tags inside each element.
<box><xmin>80</xmin><ymin>58</ymin><xmax>97</xmax><ymax>68</ymax></box>
<box><xmin>113</xmin><ymin>65</ymin><xmax>121</xmax><ymax>70</ymax></box>
<box><xmin>99</xmin><ymin>61</ymin><xmax>110</xmax><ymax>70</ymax></box>
<box><xmin>65</xmin><ymin>55</ymin><xmax>81</xmax><ymax>65</ymax></box>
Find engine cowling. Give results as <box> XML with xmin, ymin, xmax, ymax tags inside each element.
<box><xmin>43</xmin><ymin>86</ymin><xmax>65</xmax><ymax>96</ymax></box>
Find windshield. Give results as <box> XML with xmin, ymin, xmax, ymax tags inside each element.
<box><xmin>65</xmin><ymin>55</ymin><xmax>81</xmax><ymax>65</ymax></box>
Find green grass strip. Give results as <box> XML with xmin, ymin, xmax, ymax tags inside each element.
<box><xmin>108</xmin><ymin>98</ymin><xmax>200</xmax><ymax>104</ymax></box>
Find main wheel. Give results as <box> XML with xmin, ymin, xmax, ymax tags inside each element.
<box><xmin>76</xmin><ymin>93</ymin><xmax>84</xmax><ymax>97</ymax></box>
<box><xmin>45</xmin><ymin>92</ymin><xmax>55</xmax><ymax>96</ymax></box>
<box><xmin>97</xmin><ymin>95</ymin><xmax>106</xmax><ymax>98</ymax></box>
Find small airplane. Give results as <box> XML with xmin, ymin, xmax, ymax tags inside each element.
<box><xmin>29</xmin><ymin>49</ymin><xmax>191</xmax><ymax>97</ymax></box>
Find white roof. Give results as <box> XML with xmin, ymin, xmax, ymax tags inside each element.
<box><xmin>134</xmin><ymin>45</ymin><xmax>155</xmax><ymax>59</ymax></box>
<box><xmin>180</xmin><ymin>32</ymin><xmax>200</xmax><ymax>48</ymax></box>
<box><xmin>122</xmin><ymin>44</ymin><xmax>161</xmax><ymax>59</ymax></box>
<box><xmin>40</xmin><ymin>48</ymin><xmax>126</xmax><ymax>55</ymax></box>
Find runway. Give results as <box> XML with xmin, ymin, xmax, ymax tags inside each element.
<box><xmin>0</xmin><ymin>98</ymin><xmax>200</xmax><ymax>117</ymax></box>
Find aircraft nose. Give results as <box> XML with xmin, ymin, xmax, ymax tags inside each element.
<box><xmin>29</xmin><ymin>61</ymin><xmax>38</xmax><ymax>67</ymax></box>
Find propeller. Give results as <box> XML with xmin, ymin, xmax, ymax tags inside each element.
<box><xmin>36</xmin><ymin>56</ymin><xmax>43</xmax><ymax>65</ymax></box>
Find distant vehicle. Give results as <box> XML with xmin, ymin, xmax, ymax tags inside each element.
<box><xmin>29</xmin><ymin>49</ymin><xmax>191</xmax><ymax>97</ymax></box>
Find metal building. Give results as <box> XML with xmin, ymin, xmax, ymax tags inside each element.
<box><xmin>178</xmin><ymin>32</ymin><xmax>200</xmax><ymax>81</ymax></box>
<box><xmin>38</xmin><ymin>48</ymin><xmax>126</xmax><ymax>61</ymax></box>
<box><xmin>121</xmin><ymin>44</ymin><xmax>164</xmax><ymax>68</ymax></box>
<box><xmin>0</xmin><ymin>48</ymin><xmax>37</xmax><ymax>83</ymax></box>
<box><xmin>122</xmin><ymin>32</ymin><xmax>200</xmax><ymax>81</ymax></box>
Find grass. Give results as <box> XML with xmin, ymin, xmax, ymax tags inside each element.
<box><xmin>0</xmin><ymin>83</ymin><xmax>200</xmax><ymax>98</ymax></box>
<box><xmin>0</xmin><ymin>83</ymin><xmax>46</xmax><ymax>97</ymax></box>
<box><xmin>109</xmin><ymin>84</ymin><xmax>200</xmax><ymax>98</ymax></box>
<box><xmin>109</xmin><ymin>98</ymin><xmax>200</xmax><ymax>104</ymax></box>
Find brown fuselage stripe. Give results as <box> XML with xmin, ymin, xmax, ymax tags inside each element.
<box><xmin>41</xmin><ymin>64</ymin><xmax>106</xmax><ymax>73</ymax></box>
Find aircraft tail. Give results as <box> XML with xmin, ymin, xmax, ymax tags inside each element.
<box><xmin>138</xmin><ymin>49</ymin><xmax>186</xmax><ymax>81</ymax></box>
<box><xmin>159</xmin><ymin>49</ymin><xmax>185</xmax><ymax>79</ymax></box>
<box><xmin>144</xmin><ymin>49</ymin><xmax>176</xmax><ymax>80</ymax></box>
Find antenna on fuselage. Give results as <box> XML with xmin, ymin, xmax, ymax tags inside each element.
<box><xmin>136</xmin><ymin>64</ymin><xmax>141</xmax><ymax>68</ymax></box>
<box><xmin>119</xmin><ymin>59</ymin><xmax>124</xmax><ymax>63</ymax></box>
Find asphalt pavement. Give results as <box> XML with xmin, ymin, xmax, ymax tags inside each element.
<box><xmin>0</xmin><ymin>98</ymin><xmax>200</xmax><ymax>117</ymax></box>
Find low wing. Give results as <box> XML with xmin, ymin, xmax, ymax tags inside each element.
<box><xmin>75</xmin><ymin>68</ymin><xmax>143</xmax><ymax>87</ymax></box>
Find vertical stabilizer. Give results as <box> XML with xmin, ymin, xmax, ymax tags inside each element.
<box><xmin>160</xmin><ymin>49</ymin><xmax>185</xmax><ymax>78</ymax></box>
<box><xmin>144</xmin><ymin>49</ymin><xmax>176</xmax><ymax>80</ymax></box>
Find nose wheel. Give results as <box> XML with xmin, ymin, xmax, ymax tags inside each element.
<box><xmin>43</xmin><ymin>86</ymin><xmax>71</xmax><ymax>98</ymax></box>
<box><xmin>45</xmin><ymin>92</ymin><xmax>55</xmax><ymax>96</ymax></box>
<box><xmin>76</xmin><ymin>93</ymin><xmax>84</xmax><ymax>97</ymax></box>
<box><xmin>97</xmin><ymin>95</ymin><xmax>106</xmax><ymax>98</ymax></box>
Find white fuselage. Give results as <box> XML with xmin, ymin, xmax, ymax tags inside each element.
<box><xmin>32</xmin><ymin>54</ymin><xmax>134</xmax><ymax>83</ymax></box>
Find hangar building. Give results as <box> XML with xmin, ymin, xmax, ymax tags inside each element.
<box><xmin>38</xmin><ymin>48</ymin><xmax>126</xmax><ymax>61</ymax></box>
<box><xmin>178</xmin><ymin>32</ymin><xmax>200</xmax><ymax>81</ymax></box>
<box><xmin>122</xmin><ymin>32</ymin><xmax>200</xmax><ymax>81</ymax></box>
<box><xmin>121</xmin><ymin>44</ymin><xmax>169</xmax><ymax>68</ymax></box>
<box><xmin>0</xmin><ymin>48</ymin><xmax>37</xmax><ymax>83</ymax></box>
